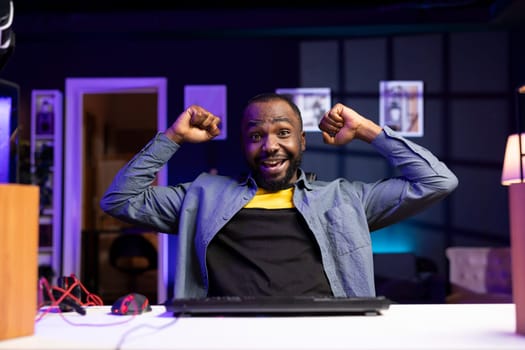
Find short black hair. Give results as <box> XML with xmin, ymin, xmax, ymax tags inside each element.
<box><xmin>244</xmin><ymin>92</ymin><xmax>303</xmax><ymax>130</ymax></box>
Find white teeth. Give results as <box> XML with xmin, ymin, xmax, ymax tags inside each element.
<box><xmin>262</xmin><ymin>160</ymin><xmax>282</xmax><ymax>167</ymax></box>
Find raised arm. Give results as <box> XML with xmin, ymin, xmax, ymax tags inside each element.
<box><xmin>99</xmin><ymin>105</ymin><xmax>221</xmax><ymax>232</ymax></box>
<box><xmin>319</xmin><ymin>102</ymin><xmax>458</xmax><ymax>230</ymax></box>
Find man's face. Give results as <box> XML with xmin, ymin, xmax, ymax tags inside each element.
<box><xmin>241</xmin><ymin>99</ymin><xmax>306</xmax><ymax>191</ymax></box>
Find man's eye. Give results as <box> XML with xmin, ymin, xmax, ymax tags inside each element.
<box><xmin>250</xmin><ymin>133</ymin><xmax>261</xmax><ymax>142</ymax></box>
<box><xmin>278</xmin><ymin>130</ymin><xmax>291</xmax><ymax>137</ymax></box>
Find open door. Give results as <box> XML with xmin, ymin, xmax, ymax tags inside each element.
<box><xmin>64</xmin><ymin>78</ymin><xmax>168</xmax><ymax>303</ymax></box>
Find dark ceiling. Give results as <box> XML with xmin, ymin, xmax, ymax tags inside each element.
<box><xmin>14</xmin><ymin>0</ymin><xmax>499</xmax><ymax>13</ymax></box>
<box><xmin>11</xmin><ymin>0</ymin><xmax>525</xmax><ymax>36</ymax></box>
<box><xmin>11</xmin><ymin>0</ymin><xmax>513</xmax><ymax>22</ymax></box>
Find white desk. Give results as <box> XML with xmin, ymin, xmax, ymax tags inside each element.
<box><xmin>1</xmin><ymin>304</ymin><xmax>525</xmax><ymax>349</ymax></box>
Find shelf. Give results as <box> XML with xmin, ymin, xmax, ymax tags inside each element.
<box><xmin>31</xmin><ymin>89</ymin><xmax>63</xmax><ymax>276</ymax></box>
<box><xmin>34</xmin><ymin>135</ymin><xmax>55</xmax><ymax>141</ymax></box>
<box><xmin>38</xmin><ymin>246</ymin><xmax>53</xmax><ymax>253</ymax></box>
<box><xmin>41</xmin><ymin>208</ymin><xmax>54</xmax><ymax>216</ymax></box>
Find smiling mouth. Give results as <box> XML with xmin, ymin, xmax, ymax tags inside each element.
<box><xmin>262</xmin><ymin>159</ymin><xmax>285</xmax><ymax>168</ymax></box>
<box><xmin>260</xmin><ymin>158</ymin><xmax>287</xmax><ymax>174</ymax></box>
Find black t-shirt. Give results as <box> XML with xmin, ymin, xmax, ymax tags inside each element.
<box><xmin>206</xmin><ymin>208</ymin><xmax>332</xmax><ymax>297</ymax></box>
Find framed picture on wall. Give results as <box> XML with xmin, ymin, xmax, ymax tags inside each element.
<box><xmin>275</xmin><ymin>87</ymin><xmax>331</xmax><ymax>132</ymax></box>
<box><xmin>184</xmin><ymin>85</ymin><xmax>227</xmax><ymax>140</ymax></box>
<box><xmin>379</xmin><ymin>81</ymin><xmax>424</xmax><ymax>137</ymax></box>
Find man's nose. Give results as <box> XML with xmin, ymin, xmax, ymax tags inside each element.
<box><xmin>262</xmin><ymin>135</ymin><xmax>278</xmax><ymax>152</ymax></box>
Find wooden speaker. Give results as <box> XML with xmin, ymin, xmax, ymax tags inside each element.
<box><xmin>0</xmin><ymin>184</ymin><xmax>39</xmax><ymax>340</ymax></box>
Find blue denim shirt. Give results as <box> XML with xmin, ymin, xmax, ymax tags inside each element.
<box><xmin>100</xmin><ymin>127</ymin><xmax>458</xmax><ymax>298</ymax></box>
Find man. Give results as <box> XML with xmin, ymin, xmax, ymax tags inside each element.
<box><xmin>100</xmin><ymin>92</ymin><xmax>458</xmax><ymax>298</ymax></box>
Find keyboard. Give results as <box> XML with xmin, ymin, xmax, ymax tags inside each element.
<box><xmin>167</xmin><ymin>295</ymin><xmax>391</xmax><ymax>317</ymax></box>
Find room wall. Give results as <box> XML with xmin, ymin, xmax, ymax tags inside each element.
<box><xmin>3</xmin><ymin>10</ymin><xmax>525</xmax><ymax>300</ymax></box>
<box><xmin>298</xmin><ymin>31</ymin><xmax>518</xmax><ymax>281</ymax></box>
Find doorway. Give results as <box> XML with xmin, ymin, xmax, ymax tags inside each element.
<box><xmin>64</xmin><ymin>78</ymin><xmax>168</xmax><ymax>304</ymax></box>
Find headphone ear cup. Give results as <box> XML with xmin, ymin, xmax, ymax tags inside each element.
<box><xmin>52</xmin><ymin>289</ymin><xmax>86</xmax><ymax>315</ymax></box>
<box><xmin>0</xmin><ymin>1</ymin><xmax>14</xmax><ymax>71</ymax></box>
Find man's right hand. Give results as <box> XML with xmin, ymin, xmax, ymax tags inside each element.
<box><xmin>164</xmin><ymin>105</ymin><xmax>221</xmax><ymax>144</ymax></box>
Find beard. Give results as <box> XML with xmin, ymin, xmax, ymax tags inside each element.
<box><xmin>252</xmin><ymin>154</ymin><xmax>302</xmax><ymax>192</ymax></box>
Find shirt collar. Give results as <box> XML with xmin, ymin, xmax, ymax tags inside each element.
<box><xmin>295</xmin><ymin>168</ymin><xmax>314</xmax><ymax>190</ymax></box>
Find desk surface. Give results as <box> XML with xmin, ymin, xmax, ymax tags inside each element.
<box><xmin>1</xmin><ymin>304</ymin><xmax>525</xmax><ymax>349</ymax></box>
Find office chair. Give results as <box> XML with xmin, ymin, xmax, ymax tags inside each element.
<box><xmin>108</xmin><ymin>234</ymin><xmax>158</xmax><ymax>294</ymax></box>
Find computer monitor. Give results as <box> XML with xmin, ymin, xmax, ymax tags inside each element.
<box><xmin>0</xmin><ymin>78</ymin><xmax>19</xmax><ymax>183</ymax></box>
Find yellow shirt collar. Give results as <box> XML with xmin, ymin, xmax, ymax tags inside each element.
<box><xmin>244</xmin><ymin>187</ymin><xmax>294</xmax><ymax>209</ymax></box>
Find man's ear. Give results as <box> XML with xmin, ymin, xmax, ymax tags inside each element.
<box><xmin>301</xmin><ymin>131</ymin><xmax>306</xmax><ymax>151</ymax></box>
